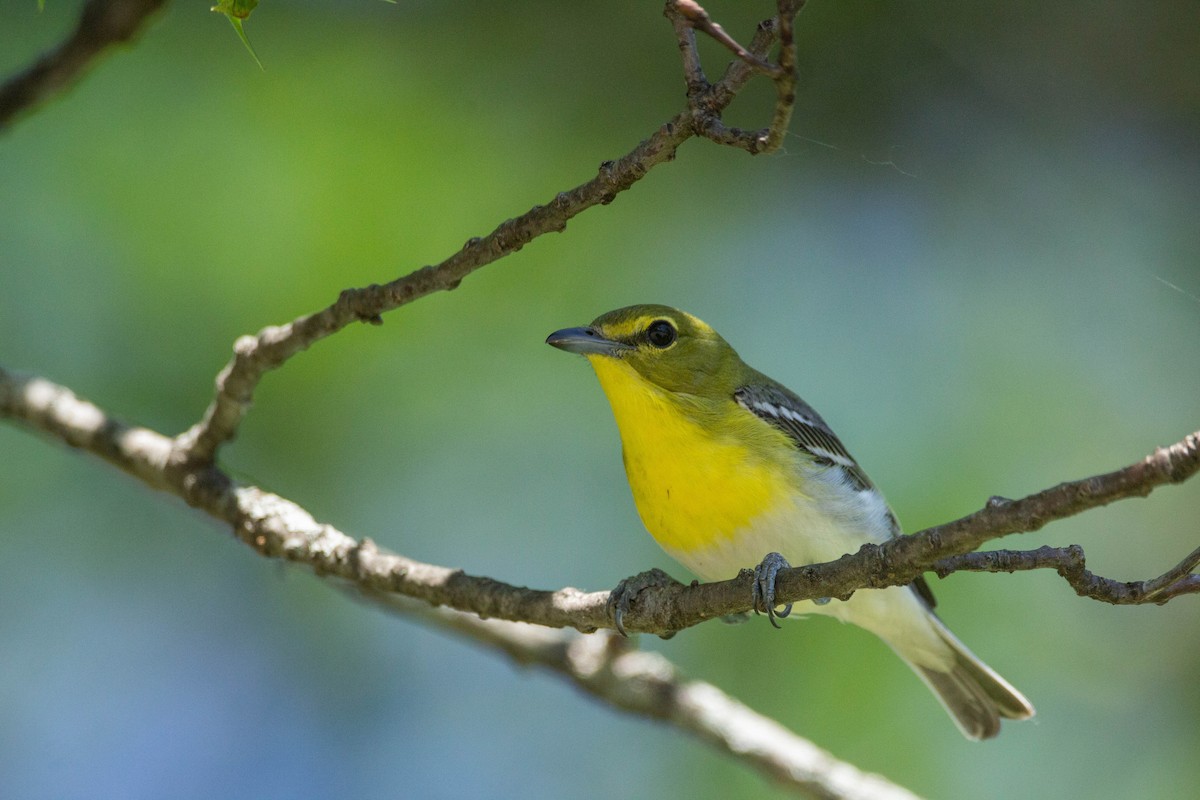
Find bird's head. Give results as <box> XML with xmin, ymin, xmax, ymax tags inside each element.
<box><xmin>546</xmin><ymin>304</ymin><xmax>744</xmax><ymax>399</ymax></box>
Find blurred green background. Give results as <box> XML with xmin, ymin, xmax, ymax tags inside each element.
<box><xmin>2</xmin><ymin>1</ymin><xmax>1198</xmax><ymax>797</ymax></box>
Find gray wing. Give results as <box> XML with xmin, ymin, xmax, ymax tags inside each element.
<box><xmin>733</xmin><ymin>382</ymin><xmax>937</xmax><ymax>608</ymax></box>
<box><xmin>733</xmin><ymin>383</ymin><xmax>874</xmax><ymax>492</ymax></box>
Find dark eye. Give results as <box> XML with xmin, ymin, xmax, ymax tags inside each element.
<box><xmin>646</xmin><ymin>320</ymin><xmax>677</xmax><ymax>348</ymax></box>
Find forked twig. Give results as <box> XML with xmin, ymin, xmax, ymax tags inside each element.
<box><xmin>935</xmin><ymin>543</ymin><xmax>1200</xmax><ymax>604</ymax></box>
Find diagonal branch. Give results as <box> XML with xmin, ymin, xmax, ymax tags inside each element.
<box><xmin>0</xmin><ymin>0</ymin><xmax>166</xmax><ymax>131</ymax></box>
<box><xmin>172</xmin><ymin>114</ymin><xmax>697</xmax><ymax>464</ymax></box>
<box><xmin>174</xmin><ymin>4</ymin><xmax>804</xmax><ymax>466</ymax></box>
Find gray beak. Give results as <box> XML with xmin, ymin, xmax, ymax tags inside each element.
<box><xmin>545</xmin><ymin>326</ymin><xmax>627</xmax><ymax>356</ymax></box>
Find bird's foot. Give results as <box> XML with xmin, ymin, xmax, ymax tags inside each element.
<box><xmin>752</xmin><ymin>551</ymin><xmax>796</xmax><ymax>628</ymax></box>
<box><xmin>608</xmin><ymin>568</ymin><xmax>681</xmax><ymax>638</ymax></box>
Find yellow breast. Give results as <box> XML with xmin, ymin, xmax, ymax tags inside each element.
<box><xmin>587</xmin><ymin>356</ymin><xmax>798</xmax><ymax>558</ymax></box>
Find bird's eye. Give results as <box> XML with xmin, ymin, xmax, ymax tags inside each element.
<box><xmin>646</xmin><ymin>320</ymin><xmax>677</xmax><ymax>348</ymax></box>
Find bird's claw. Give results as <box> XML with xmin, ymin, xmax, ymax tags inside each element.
<box><xmin>752</xmin><ymin>551</ymin><xmax>794</xmax><ymax>629</ymax></box>
<box><xmin>608</xmin><ymin>568</ymin><xmax>679</xmax><ymax>637</ymax></box>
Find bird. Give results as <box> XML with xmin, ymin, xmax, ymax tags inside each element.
<box><xmin>546</xmin><ymin>303</ymin><xmax>1034</xmax><ymax>740</ymax></box>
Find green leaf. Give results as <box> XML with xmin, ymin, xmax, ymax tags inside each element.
<box><xmin>211</xmin><ymin>0</ymin><xmax>264</xmax><ymax>70</ymax></box>
<box><xmin>211</xmin><ymin>0</ymin><xmax>259</xmax><ymax>19</ymax></box>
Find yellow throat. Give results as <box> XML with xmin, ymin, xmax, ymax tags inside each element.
<box><xmin>586</xmin><ymin>354</ymin><xmax>797</xmax><ymax>559</ymax></box>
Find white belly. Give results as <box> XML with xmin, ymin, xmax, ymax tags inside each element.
<box><xmin>661</xmin><ymin>484</ymin><xmax>954</xmax><ymax>672</ymax></box>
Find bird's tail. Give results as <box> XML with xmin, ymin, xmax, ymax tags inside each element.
<box><xmin>906</xmin><ymin>615</ymin><xmax>1035</xmax><ymax>740</ymax></box>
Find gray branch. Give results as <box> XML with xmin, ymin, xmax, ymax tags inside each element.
<box><xmin>174</xmin><ymin>1</ymin><xmax>804</xmax><ymax>465</ymax></box>
<box><xmin>934</xmin><ymin>544</ymin><xmax>1200</xmax><ymax>604</ymax></box>
<box><xmin>0</xmin><ymin>0</ymin><xmax>166</xmax><ymax>130</ymax></box>
<box><xmin>3</xmin><ymin>366</ymin><xmax>1197</xmax><ymax>637</ymax></box>
<box><xmin>0</xmin><ymin>366</ymin><xmax>925</xmax><ymax>800</ymax></box>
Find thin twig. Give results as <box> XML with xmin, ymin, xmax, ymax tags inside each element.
<box><xmin>694</xmin><ymin>115</ymin><xmax>774</xmax><ymax>152</ymax></box>
<box><xmin>672</xmin><ymin>0</ymin><xmax>783</xmax><ymax>78</ymax></box>
<box><xmin>1143</xmin><ymin>543</ymin><xmax>1200</xmax><ymax>601</ymax></box>
<box><xmin>0</xmin><ymin>0</ymin><xmax>166</xmax><ymax>131</ymax></box>
<box><xmin>710</xmin><ymin>17</ymin><xmax>782</xmax><ymax>102</ymax></box>
<box><xmin>675</xmin><ymin>0</ymin><xmax>804</xmax><ymax>154</ymax></box>
<box><xmin>665</xmin><ymin>4</ymin><xmax>710</xmax><ymax>98</ymax></box>
<box><xmin>934</xmin><ymin>544</ymin><xmax>1200</xmax><ymax>605</ymax></box>
<box><xmin>762</xmin><ymin>0</ymin><xmax>802</xmax><ymax>152</ymax></box>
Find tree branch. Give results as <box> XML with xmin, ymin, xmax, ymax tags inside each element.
<box><xmin>4</xmin><ymin>369</ymin><xmax>1194</xmax><ymax>797</ymax></box>
<box><xmin>174</xmin><ymin>2</ymin><xmax>805</xmax><ymax>465</ymax></box>
<box><xmin>765</xmin><ymin>0</ymin><xmax>801</xmax><ymax>152</ymax></box>
<box><xmin>18</xmin><ymin>0</ymin><xmax>1186</xmax><ymax>646</ymax></box>
<box><xmin>173</xmin><ymin>115</ymin><xmax>698</xmax><ymax>464</ymax></box>
<box><xmin>0</xmin><ymin>365</ymin><xmax>926</xmax><ymax>799</ymax></box>
<box><xmin>674</xmin><ymin>0</ymin><xmax>784</xmax><ymax>78</ymax></box>
<box><xmin>934</xmin><ymin>544</ymin><xmax>1200</xmax><ymax>605</ymax></box>
<box><xmin>0</xmin><ymin>0</ymin><xmax>166</xmax><ymax>131</ymax></box>
<box><xmin>668</xmin><ymin>0</ymin><xmax>803</xmax><ymax>154</ymax></box>
<box><xmin>364</xmin><ymin>594</ymin><xmax>922</xmax><ymax>800</ymax></box>
<box><xmin>4</xmin><ymin>364</ymin><xmax>1196</xmax><ymax>640</ymax></box>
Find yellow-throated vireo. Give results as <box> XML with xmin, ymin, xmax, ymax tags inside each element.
<box><xmin>547</xmin><ymin>304</ymin><xmax>1034</xmax><ymax>740</ymax></box>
